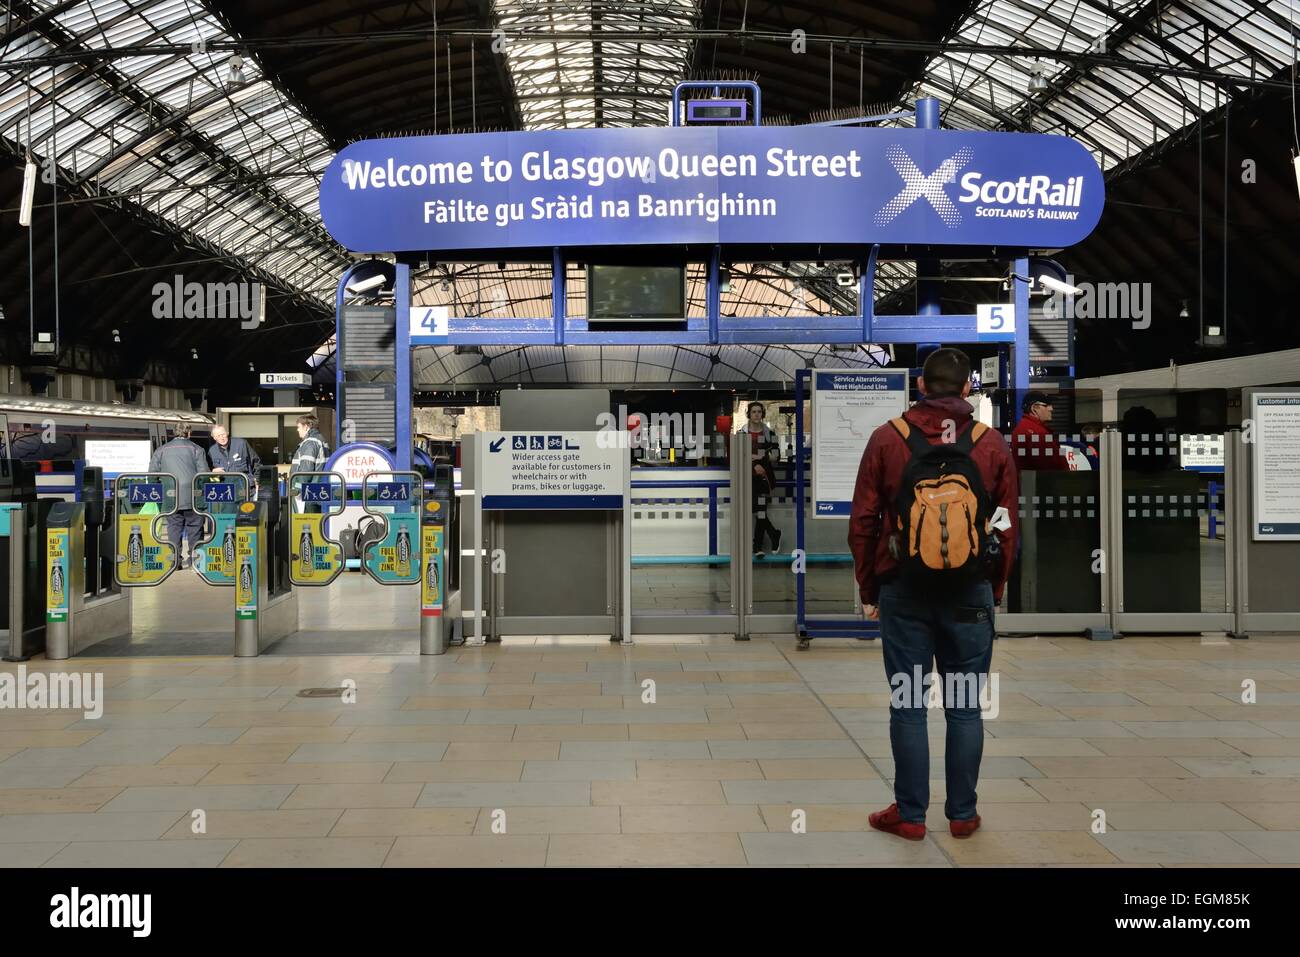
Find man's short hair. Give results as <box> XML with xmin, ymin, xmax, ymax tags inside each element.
<box><xmin>175</xmin><ymin>425</ymin><xmax>191</xmax><ymax>439</ymax></box>
<box><xmin>296</xmin><ymin>415</ymin><xmax>317</xmax><ymax>430</ymax></box>
<box><xmin>921</xmin><ymin>348</ymin><xmax>971</xmax><ymax>397</ymax></box>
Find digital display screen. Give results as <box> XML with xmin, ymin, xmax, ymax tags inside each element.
<box><xmin>85</xmin><ymin>439</ymin><xmax>151</xmax><ymax>476</ymax></box>
<box><xmin>686</xmin><ymin>100</ymin><xmax>748</xmax><ymax>123</ymax></box>
<box><xmin>694</xmin><ymin>106</ymin><xmax>742</xmax><ymax>118</ymax></box>
<box><xmin>587</xmin><ymin>264</ymin><xmax>687</xmax><ymax>321</ymax></box>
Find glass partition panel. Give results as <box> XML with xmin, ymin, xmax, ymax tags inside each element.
<box><xmin>1005</xmin><ymin>388</ymin><xmax>1104</xmax><ymax>614</ymax></box>
<box><xmin>630</xmin><ymin>465</ymin><xmax>732</xmax><ymax>614</ymax></box>
<box><xmin>1117</xmin><ymin>389</ymin><xmax>1228</xmax><ymax>614</ymax></box>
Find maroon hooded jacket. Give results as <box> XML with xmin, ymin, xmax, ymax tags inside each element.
<box><xmin>847</xmin><ymin>395</ymin><xmax>1019</xmax><ymax>605</ymax></box>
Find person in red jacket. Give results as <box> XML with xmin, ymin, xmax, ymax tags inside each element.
<box><xmin>848</xmin><ymin>348</ymin><xmax>1019</xmax><ymax>841</ymax></box>
<box><xmin>1008</xmin><ymin>391</ymin><xmax>1069</xmax><ymax>471</ymax></box>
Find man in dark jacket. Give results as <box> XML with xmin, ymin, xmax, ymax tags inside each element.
<box><xmin>148</xmin><ymin>425</ymin><xmax>208</xmax><ymax>567</ymax></box>
<box><xmin>208</xmin><ymin>424</ymin><xmax>261</xmax><ymax>496</ymax></box>
<box><xmin>290</xmin><ymin>415</ymin><xmax>329</xmax><ymax>513</ymax></box>
<box><xmin>848</xmin><ymin>348</ymin><xmax>1019</xmax><ymax>842</ymax></box>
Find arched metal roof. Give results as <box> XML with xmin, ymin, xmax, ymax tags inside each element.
<box><xmin>1</xmin><ymin>0</ymin><xmax>1296</xmax><ymax>396</ymax></box>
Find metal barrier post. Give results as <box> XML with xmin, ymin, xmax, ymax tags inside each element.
<box><xmin>233</xmin><ymin>483</ymin><xmax>300</xmax><ymax>657</ymax></box>
<box><xmin>420</xmin><ymin>497</ymin><xmax>449</xmax><ymax>654</ymax></box>
<box><xmin>2</xmin><ymin>504</ymin><xmax>27</xmax><ymax>661</ymax></box>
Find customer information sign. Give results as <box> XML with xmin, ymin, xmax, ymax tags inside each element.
<box><xmin>481</xmin><ymin>432</ymin><xmax>627</xmax><ymax>510</ymax></box>
<box><xmin>320</xmin><ymin>127</ymin><xmax>1104</xmax><ymax>252</ymax></box>
<box><xmin>1252</xmin><ymin>392</ymin><xmax>1300</xmax><ymax>540</ymax></box>
<box><xmin>812</xmin><ymin>370</ymin><xmax>909</xmax><ymax>518</ymax></box>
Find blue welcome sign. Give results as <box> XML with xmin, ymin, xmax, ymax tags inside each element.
<box><xmin>320</xmin><ymin>126</ymin><xmax>1104</xmax><ymax>252</ymax></box>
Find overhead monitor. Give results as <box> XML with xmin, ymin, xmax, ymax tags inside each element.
<box><xmin>587</xmin><ymin>264</ymin><xmax>687</xmax><ymax>322</ymax></box>
<box><xmin>685</xmin><ymin>99</ymin><xmax>749</xmax><ymax>124</ymax></box>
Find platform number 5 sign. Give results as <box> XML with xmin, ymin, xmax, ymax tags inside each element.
<box><xmin>977</xmin><ymin>302</ymin><xmax>1015</xmax><ymax>336</ymax></box>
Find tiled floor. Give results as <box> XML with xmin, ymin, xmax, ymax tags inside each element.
<box><xmin>2</xmin><ymin>632</ymin><xmax>1300</xmax><ymax>867</ymax></box>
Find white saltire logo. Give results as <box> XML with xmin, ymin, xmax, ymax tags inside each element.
<box><xmin>874</xmin><ymin>145</ymin><xmax>974</xmax><ymax>228</ymax></box>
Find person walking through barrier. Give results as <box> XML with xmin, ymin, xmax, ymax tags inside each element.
<box><xmin>148</xmin><ymin>425</ymin><xmax>208</xmax><ymax>568</ymax></box>
<box><xmin>744</xmin><ymin>401</ymin><xmax>782</xmax><ymax>558</ymax></box>
<box><xmin>290</xmin><ymin>415</ymin><xmax>329</xmax><ymax>514</ymax></box>
<box><xmin>848</xmin><ymin>348</ymin><xmax>1019</xmax><ymax>841</ymax></box>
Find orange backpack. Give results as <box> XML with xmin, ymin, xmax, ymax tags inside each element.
<box><xmin>888</xmin><ymin>417</ymin><xmax>992</xmax><ymax>579</ymax></box>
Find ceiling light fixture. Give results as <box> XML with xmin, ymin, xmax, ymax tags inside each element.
<box><xmin>18</xmin><ymin>159</ymin><xmax>36</xmax><ymax>227</ymax></box>
<box><xmin>1028</xmin><ymin>61</ymin><xmax>1050</xmax><ymax>94</ymax></box>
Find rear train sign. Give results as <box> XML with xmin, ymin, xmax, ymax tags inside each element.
<box><xmin>320</xmin><ymin>127</ymin><xmax>1104</xmax><ymax>252</ymax></box>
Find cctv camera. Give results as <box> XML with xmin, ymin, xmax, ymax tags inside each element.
<box><xmin>345</xmin><ymin>274</ymin><xmax>387</xmax><ymax>295</ymax></box>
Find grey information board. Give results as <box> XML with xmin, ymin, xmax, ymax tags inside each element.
<box><xmin>1251</xmin><ymin>390</ymin><xmax>1300</xmax><ymax>541</ymax></box>
<box><xmin>340</xmin><ymin>305</ymin><xmax>395</xmax><ymax>371</ymax></box>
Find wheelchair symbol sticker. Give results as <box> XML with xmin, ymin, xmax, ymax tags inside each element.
<box><xmin>512</xmin><ymin>436</ymin><xmax>527</xmax><ymax>450</ymax></box>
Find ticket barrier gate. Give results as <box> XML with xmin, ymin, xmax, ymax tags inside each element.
<box><xmin>2</xmin><ymin>463</ymin><xmax>42</xmax><ymax>660</ymax></box>
<box><xmin>103</xmin><ymin>471</ymin><xmax>255</xmax><ymax>656</ymax></box>
<box><xmin>45</xmin><ymin>498</ymin><xmax>132</xmax><ymax>659</ymax></box>
<box><xmin>234</xmin><ymin>469</ymin><xmax>297</xmax><ymax>656</ymax></box>
<box><xmin>270</xmin><ymin>471</ymin><xmax>449</xmax><ymax>655</ymax></box>
<box><xmin>1</xmin><ymin>464</ymin><xmax>129</xmax><ymax>661</ymax></box>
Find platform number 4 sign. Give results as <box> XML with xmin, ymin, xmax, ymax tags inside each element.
<box><xmin>410</xmin><ymin>306</ymin><xmax>449</xmax><ymax>340</ymax></box>
<box><xmin>977</xmin><ymin>303</ymin><xmax>1015</xmax><ymax>336</ymax></box>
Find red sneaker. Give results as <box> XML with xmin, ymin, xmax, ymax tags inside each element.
<box><xmin>868</xmin><ymin>804</ymin><xmax>926</xmax><ymax>841</ymax></box>
<box><xmin>949</xmin><ymin>815</ymin><xmax>981</xmax><ymax>838</ymax></box>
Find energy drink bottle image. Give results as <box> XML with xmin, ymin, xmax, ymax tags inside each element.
<box><xmin>395</xmin><ymin>526</ymin><xmax>412</xmax><ymax>578</ymax></box>
<box><xmin>424</xmin><ymin>552</ymin><xmax>440</xmax><ymax>603</ymax></box>
<box><xmin>239</xmin><ymin>554</ymin><xmax>253</xmax><ymax>602</ymax></box>
<box><xmin>128</xmin><ymin>523</ymin><xmax>145</xmax><ymax>577</ymax></box>
<box><xmin>222</xmin><ymin>526</ymin><xmax>236</xmax><ymax>572</ymax></box>
<box><xmin>299</xmin><ymin>523</ymin><xmax>314</xmax><ymax>578</ymax></box>
<box><xmin>50</xmin><ymin>561</ymin><xmax>64</xmax><ymax>604</ymax></box>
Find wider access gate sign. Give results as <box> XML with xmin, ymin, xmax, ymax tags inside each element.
<box><xmin>481</xmin><ymin>431</ymin><xmax>625</xmax><ymax>510</ymax></box>
<box><xmin>319</xmin><ymin>126</ymin><xmax>1104</xmax><ymax>252</ymax></box>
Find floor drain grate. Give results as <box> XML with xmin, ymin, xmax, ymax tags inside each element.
<box><xmin>297</xmin><ymin>687</ymin><xmax>347</xmax><ymax>698</ymax></box>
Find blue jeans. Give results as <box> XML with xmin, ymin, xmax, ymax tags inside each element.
<box><xmin>878</xmin><ymin>577</ymin><xmax>996</xmax><ymax>824</ymax></box>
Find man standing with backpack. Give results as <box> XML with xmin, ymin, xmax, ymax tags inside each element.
<box><xmin>848</xmin><ymin>348</ymin><xmax>1019</xmax><ymax>841</ymax></box>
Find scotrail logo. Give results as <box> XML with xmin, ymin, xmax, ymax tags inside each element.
<box><xmin>875</xmin><ymin>145</ymin><xmax>973</xmax><ymax>228</ymax></box>
<box><xmin>876</xmin><ymin>145</ymin><xmax>1086</xmax><ymax>228</ymax></box>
